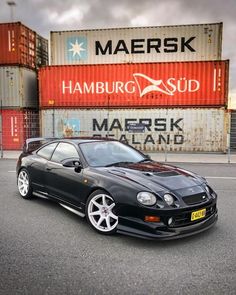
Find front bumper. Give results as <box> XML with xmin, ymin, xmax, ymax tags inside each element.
<box><xmin>117</xmin><ymin>209</ymin><xmax>218</xmax><ymax>240</ymax></box>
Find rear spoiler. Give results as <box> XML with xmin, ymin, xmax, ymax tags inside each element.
<box><xmin>23</xmin><ymin>137</ymin><xmax>59</xmax><ymax>153</ymax></box>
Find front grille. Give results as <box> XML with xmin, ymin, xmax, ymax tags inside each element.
<box><xmin>183</xmin><ymin>193</ymin><xmax>208</xmax><ymax>205</ymax></box>
<box><xmin>166</xmin><ymin>204</ymin><xmax>216</xmax><ymax>228</ymax></box>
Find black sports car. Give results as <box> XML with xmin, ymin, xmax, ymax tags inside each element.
<box><xmin>16</xmin><ymin>137</ymin><xmax>218</xmax><ymax>240</ymax></box>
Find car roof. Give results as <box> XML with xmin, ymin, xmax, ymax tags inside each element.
<box><xmin>50</xmin><ymin>137</ymin><xmax>117</xmax><ymax>144</ymax></box>
<box><xmin>23</xmin><ymin>137</ymin><xmax>119</xmax><ymax>154</ymax></box>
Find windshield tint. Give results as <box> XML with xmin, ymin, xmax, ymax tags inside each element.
<box><xmin>80</xmin><ymin>141</ymin><xmax>145</xmax><ymax>167</ymax></box>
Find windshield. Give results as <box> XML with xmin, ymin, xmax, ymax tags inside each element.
<box><xmin>80</xmin><ymin>141</ymin><xmax>146</xmax><ymax>167</ymax></box>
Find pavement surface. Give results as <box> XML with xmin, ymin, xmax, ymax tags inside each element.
<box><xmin>0</xmin><ymin>159</ymin><xmax>236</xmax><ymax>294</ymax></box>
<box><xmin>1</xmin><ymin>150</ymin><xmax>236</xmax><ymax>163</ymax></box>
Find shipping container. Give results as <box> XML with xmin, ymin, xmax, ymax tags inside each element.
<box><xmin>0</xmin><ymin>109</ymin><xmax>39</xmax><ymax>150</ymax></box>
<box><xmin>39</xmin><ymin>61</ymin><xmax>229</xmax><ymax>108</ymax></box>
<box><xmin>40</xmin><ymin>108</ymin><xmax>228</xmax><ymax>152</ymax></box>
<box><xmin>0</xmin><ymin>22</ymin><xmax>48</xmax><ymax>69</ymax></box>
<box><xmin>0</xmin><ymin>66</ymin><xmax>38</xmax><ymax>108</ymax></box>
<box><xmin>230</xmin><ymin>110</ymin><xmax>236</xmax><ymax>150</ymax></box>
<box><xmin>36</xmin><ymin>34</ymin><xmax>49</xmax><ymax>67</ymax></box>
<box><xmin>51</xmin><ymin>22</ymin><xmax>222</xmax><ymax>65</ymax></box>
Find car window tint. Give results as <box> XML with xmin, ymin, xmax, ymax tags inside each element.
<box><xmin>80</xmin><ymin>141</ymin><xmax>144</xmax><ymax>167</ymax></box>
<box><xmin>37</xmin><ymin>142</ymin><xmax>58</xmax><ymax>160</ymax></box>
<box><xmin>51</xmin><ymin>142</ymin><xmax>79</xmax><ymax>163</ymax></box>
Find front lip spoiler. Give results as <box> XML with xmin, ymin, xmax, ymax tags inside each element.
<box><xmin>116</xmin><ymin>211</ymin><xmax>218</xmax><ymax>240</ymax></box>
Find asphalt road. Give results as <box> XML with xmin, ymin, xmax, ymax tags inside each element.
<box><xmin>0</xmin><ymin>159</ymin><xmax>236</xmax><ymax>295</ymax></box>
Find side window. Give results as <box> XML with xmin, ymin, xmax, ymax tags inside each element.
<box><xmin>51</xmin><ymin>142</ymin><xmax>79</xmax><ymax>163</ymax></box>
<box><xmin>37</xmin><ymin>142</ymin><xmax>58</xmax><ymax>160</ymax></box>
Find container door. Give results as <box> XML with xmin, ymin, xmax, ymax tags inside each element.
<box><xmin>2</xmin><ymin>110</ymin><xmax>24</xmax><ymax>150</ymax></box>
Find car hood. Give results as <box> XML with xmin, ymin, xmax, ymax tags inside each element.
<box><xmin>103</xmin><ymin>161</ymin><xmax>205</xmax><ymax>193</ymax></box>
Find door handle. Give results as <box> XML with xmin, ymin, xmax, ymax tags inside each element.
<box><xmin>46</xmin><ymin>167</ymin><xmax>52</xmax><ymax>171</ymax></box>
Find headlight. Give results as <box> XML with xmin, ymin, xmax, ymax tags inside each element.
<box><xmin>205</xmin><ymin>185</ymin><xmax>217</xmax><ymax>199</ymax></box>
<box><xmin>137</xmin><ymin>192</ymin><xmax>157</xmax><ymax>206</ymax></box>
<box><xmin>163</xmin><ymin>193</ymin><xmax>174</xmax><ymax>206</ymax></box>
<box><xmin>205</xmin><ymin>185</ymin><xmax>210</xmax><ymax>194</ymax></box>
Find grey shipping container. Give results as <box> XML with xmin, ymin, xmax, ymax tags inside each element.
<box><xmin>0</xmin><ymin>66</ymin><xmax>38</xmax><ymax>109</ymax></box>
<box><xmin>50</xmin><ymin>22</ymin><xmax>222</xmax><ymax>65</ymax></box>
<box><xmin>40</xmin><ymin>108</ymin><xmax>228</xmax><ymax>152</ymax></box>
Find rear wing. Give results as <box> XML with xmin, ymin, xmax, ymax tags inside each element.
<box><xmin>23</xmin><ymin>137</ymin><xmax>59</xmax><ymax>153</ymax></box>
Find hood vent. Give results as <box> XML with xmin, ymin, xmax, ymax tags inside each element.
<box><xmin>153</xmin><ymin>171</ymin><xmax>180</xmax><ymax>177</ymax></box>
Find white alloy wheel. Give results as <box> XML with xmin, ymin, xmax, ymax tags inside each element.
<box><xmin>87</xmin><ymin>192</ymin><xmax>118</xmax><ymax>233</ymax></box>
<box><xmin>17</xmin><ymin>169</ymin><xmax>32</xmax><ymax>199</ymax></box>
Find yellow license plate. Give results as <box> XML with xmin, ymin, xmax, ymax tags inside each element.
<box><xmin>191</xmin><ymin>208</ymin><xmax>206</xmax><ymax>221</ymax></box>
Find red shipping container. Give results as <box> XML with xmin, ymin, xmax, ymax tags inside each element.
<box><xmin>0</xmin><ymin>22</ymin><xmax>36</xmax><ymax>68</ymax></box>
<box><xmin>39</xmin><ymin>61</ymin><xmax>229</xmax><ymax>108</ymax></box>
<box><xmin>0</xmin><ymin>109</ymin><xmax>39</xmax><ymax>150</ymax></box>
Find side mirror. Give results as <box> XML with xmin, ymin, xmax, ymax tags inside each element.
<box><xmin>62</xmin><ymin>158</ymin><xmax>83</xmax><ymax>172</ymax></box>
<box><xmin>144</xmin><ymin>154</ymin><xmax>151</xmax><ymax>160</ymax></box>
<box><xmin>74</xmin><ymin>161</ymin><xmax>83</xmax><ymax>173</ymax></box>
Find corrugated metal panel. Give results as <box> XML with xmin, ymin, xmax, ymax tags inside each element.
<box><xmin>51</xmin><ymin>23</ymin><xmax>222</xmax><ymax>65</ymax></box>
<box><xmin>230</xmin><ymin>111</ymin><xmax>236</xmax><ymax>149</ymax></box>
<box><xmin>0</xmin><ymin>66</ymin><xmax>38</xmax><ymax>108</ymax></box>
<box><xmin>39</xmin><ymin>61</ymin><xmax>229</xmax><ymax>108</ymax></box>
<box><xmin>40</xmin><ymin>108</ymin><xmax>228</xmax><ymax>152</ymax></box>
<box><xmin>1</xmin><ymin>109</ymin><xmax>39</xmax><ymax>150</ymax></box>
<box><xmin>0</xmin><ymin>22</ymin><xmax>36</xmax><ymax>68</ymax></box>
<box><xmin>36</xmin><ymin>34</ymin><xmax>49</xmax><ymax>67</ymax></box>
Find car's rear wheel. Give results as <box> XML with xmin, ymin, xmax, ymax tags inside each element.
<box><xmin>17</xmin><ymin>168</ymin><xmax>33</xmax><ymax>199</ymax></box>
<box><xmin>86</xmin><ymin>190</ymin><xmax>118</xmax><ymax>234</ymax></box>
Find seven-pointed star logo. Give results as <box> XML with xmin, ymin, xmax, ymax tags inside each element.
<box><xmin>68</xmin><ymin>39</ymin><xmax>86</xmax><ymax>57</ymax></box>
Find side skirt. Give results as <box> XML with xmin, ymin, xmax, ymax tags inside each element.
<box><xmin>33</xmin><ymin>191</ymin><xmax>85</xmax><ymax>218</ymax></box>
<box><xmin>59</xmin><ymin>203</ymin><xmax>85</xmax><ymax>218</ymax></box>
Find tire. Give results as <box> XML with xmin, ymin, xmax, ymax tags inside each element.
<box><xmin>86</xmin><ymin>190</ymin><xmax>118</xmax><ymax>235</ymax></box>
<box><xmin>17</xmin><ymin>168</ymin><xmax>33</xmax><ymax>199</ymax></box>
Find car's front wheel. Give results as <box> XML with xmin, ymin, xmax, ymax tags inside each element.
<box><xmin>17</xmin><ymin>168</ymin><xmax>33</xmax><ymax>199</ymax></box>
<box><xmin>86</xmin><ymin>190</ymin><xmax>118</xmax><ymax>234</ymax></box>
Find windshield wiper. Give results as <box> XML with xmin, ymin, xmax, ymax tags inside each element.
<box><xmin>105</xmin><ymin>161</ymin><xmax>134</xmax><ymax>167</ymax></box>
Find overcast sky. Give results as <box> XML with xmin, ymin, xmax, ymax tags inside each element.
<box><xmin>0</xmin><ymin>0</ymin><xmax>235</xmax><ymax>101</ymax></box>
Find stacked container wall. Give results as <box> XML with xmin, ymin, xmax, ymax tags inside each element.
<box><xmin>50</xmin><ymin>23</ymin><xmax>222</xmax><ymax>65</ymax></box>
<box><xmin>39</xmin><ymin>61</ymin><xmax>229</xmax><ymax>108</ymax></box>
<box><xmin>40</xmin><ymin>108</ymin><xmax>228</xmax><ymax>152</ymax></box>
<box><xmin>1</xmin><ymin>109</ymin><xmax>39</xmax><ymax>150</ymax></box>
<box><xmin>0</xmin><ymin>66</ymin><xmax>38</xmax><ymax>108</ymax></box>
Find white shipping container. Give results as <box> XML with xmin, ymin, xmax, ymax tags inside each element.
<box><xmin>41</xmin><ymin>108</ymin><xmax>228</xmax><ymax>152</ymax></box>
<box><xmin>51</xmin><ymin>23</ymin><xmax>222</xmax><ymax>65</ymax></box>
<box><xmin>0</xmin><ymin>66</ymin><xmax>38</xmax><ymax>108</ymax></box>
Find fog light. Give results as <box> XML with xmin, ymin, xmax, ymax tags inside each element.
<box><xmin>145</xmin><ymin>216</ymin><xmax>161</xmax><ymax>222</ymax></box>
<box><xmin>168</xmin><ymin>217</ymin><xmax>174</xmax><ymax>226</ymax></box>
